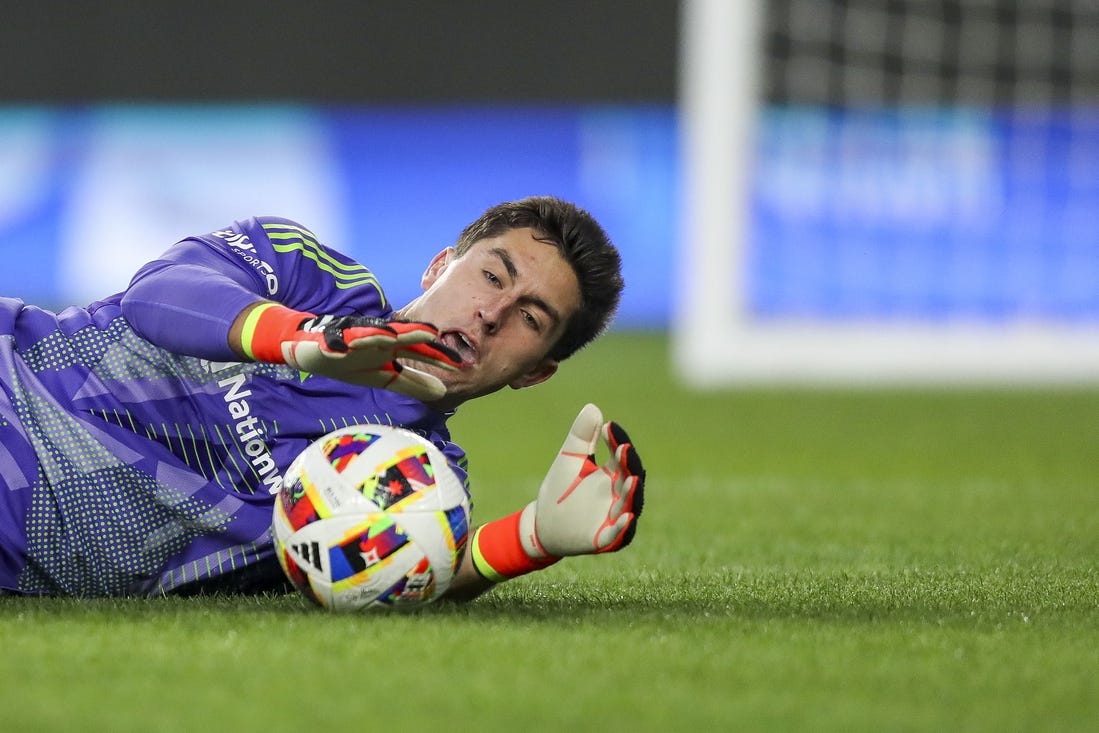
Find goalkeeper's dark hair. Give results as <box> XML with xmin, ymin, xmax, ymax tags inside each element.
<box><xmin>454</xmin><ymin>196</ymin><xmax>623</xmax><ymax>362</ymax></box>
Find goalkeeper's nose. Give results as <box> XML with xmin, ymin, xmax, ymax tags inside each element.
<box><xmin>478</xmin><ymin>302</ymin><xmax>503</xmax><ymax>335</ymax></box>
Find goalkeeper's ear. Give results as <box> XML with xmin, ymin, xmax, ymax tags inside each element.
<box><xmin>509</xmin><ymin>359</ymin><xmax>558</xmax><ymax>390</ymax></box>
<box><xmin>420</xmin><ymin>247</ymin><xmax>456</xmax><ymax>289</ymax></box>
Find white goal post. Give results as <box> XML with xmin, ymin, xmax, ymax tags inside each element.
<box><xmin>674</xmin><ymin>0</ymin><xmax>1099</xmax><ymax>387</ymax></box>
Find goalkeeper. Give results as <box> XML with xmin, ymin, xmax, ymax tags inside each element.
<box><xmin>0</xmin><ymin>195</ymin><xmax>644</xmax><ymax>599</ymax></box>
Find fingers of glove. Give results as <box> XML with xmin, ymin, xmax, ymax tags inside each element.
<box><xmin>338</xmin><ymin>325</ymin><xmax>401</xmax><ymax>353</ymax></box>
<box><xmin>339</xmin><ymin>331</ymin><xmax>460</xmax><ymax>374</ymax></box>
<box><xmin>604</xmin><ymin>422</ymin><xmax>645</xmax><ymax>521</ymax></box>
<box><xmin>604</xmin><ymin>421</ymin><xmax>644</xmax><ymax>474</ymax></box>
<box><xmin>301</xmin><ymin>316</ymin><xmax>392</xmax><ymax>354</ymax></box>
<box><xmin>295</xmin><ymin>350</ymin><xmax>447</xmax><ymax>401</ymax></box>
<box><xmin>627</xmin><ymin>472</ymin><xmax>645</xmax><ymax>520</ymax></box>
<box><xmin>290</xmin><ymin>341</ymin><xmax>380</xmax><ymax>380</ymax></box>
<box><xmin>561</xmin><ymin>403</ymin><xmax>603</xmax><ymax>457</ymax></box>
<box><xmin>538</xmin><ymin>405</ymin><xmax>603</xmax><ymax>505</ymax></box>
<box><xmin>599</xmin><ymin>455</ymin><xmax>643</xmax><ymax>554</ymax></box>
<box><xmin>306</xmin><ymin>341</ymin><xmax>405</xmax><ymax>375</ymax></box>
<box><xmin>379</xmin><ymin>363</ymin><xmax>447</xmax><ymax>401</ymax></box>
<box><xmin>612</xmin><ymin>474</ymin><xmax>643</xmax><ymax>523</ymax></box>
<box><xmin>284</xmin><ymin>340</ymin><xmax>335</xmax><ymax>372</ymax></box>
<box><xmin>317</xmin><ymin>317</ymin><xmax>441</xmax><ymax>354</ymax></box>
<box><xmin>594</xmin><ymin>438</ymin><xmax>641</xmax><ymax>511</ymax></box>
<box><xmin>623</xmin><ymin>441</ymin><xmax>645</xmax><ymax>480</ymax></box>
<box><xmin>386</xmin><ymin>320</ymin><xmax>442</xmax><ymax>344</ymax></box>
<box><xmin>609</xmin><ymin>467</ymin><xmax>642</xmax><ymax>523</ymax></box>
<box><xmin>617</xmin><ymin>512</ymin><xmax>640</xmax><ymax>551</ymax></box>
<box><xmin>603</xmin><ymin>420</ymin><xmax>632</xmax><ymax>451</ymax></box>
<box><xmin>338</xmin><ymin>320</ymin><xmax>460</xmax><ymax>370</ymax></box>
<box><xmin>620</xmin><ymin>444</ymin><xmax>646</xmax><ymax>520</ymax></box>
<box><xmin>289</xmin><ymin>338</ymin><xmax>395</xmax><ymax>379</ymax></box>
<box><xmin>595</xmin><ymin>512</ymin><xmax>635</xmax><ymax>553</ymax></box>
<box><xmin>393</xmin><ymin>340</ymin><xmax>462</xmax><ymax>370</ymax></box>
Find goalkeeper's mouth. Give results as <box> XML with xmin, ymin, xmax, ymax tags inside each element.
<box><xmin>439</xmin><ymin>330</ymin><xmax>477</xmax><ymax>367</ymax></box>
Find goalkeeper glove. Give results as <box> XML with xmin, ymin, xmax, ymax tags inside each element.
<box><xmin>470</xmin><ymin>403</ymin><xmax>646</xmax><ymax>583</ymax></box>
<box><xmin>239</xmin><ymin>303</ymin><xmax>461</xmax><ymax>401</ymax></box>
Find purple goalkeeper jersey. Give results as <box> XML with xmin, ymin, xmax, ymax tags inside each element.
<box><xmin>0</xmin><ymin>216</ymin><xmax>467</xmax><ymax>596</ymax></box>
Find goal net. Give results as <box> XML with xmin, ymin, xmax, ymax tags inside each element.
<box><xmin>676</xmin><ymin>0</ymin><xmax>1099</xmax><ymax>386</ymax></box>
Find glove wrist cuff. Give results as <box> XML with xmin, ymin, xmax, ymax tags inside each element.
<box><xmin>240</xmin><ymin>303</ymin><xmax>312</xmax><ymax>363</ymax></box>
<box><xmin>470</xmin><ymin>509</ymin><xmax>559</xmax><ymax>583</ymax></box>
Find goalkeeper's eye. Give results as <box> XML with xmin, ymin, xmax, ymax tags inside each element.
<box><xmin>483</xmin><ymin>270</ymin><xmax>502</xmax><ymax>287</ymax></box>
<box><xmin>522</xmin><ymin>310</ymin><xmax>541</xmax><ymax>332</ymax></box>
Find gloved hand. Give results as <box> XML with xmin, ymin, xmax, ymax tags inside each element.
<box><xmin>518</xmin><ymin>403</ymin><xmax>646</xmax><ymax>558</ymax></box>
<box><xmin>240</xmin><ymin>303</ymin><xmax>461</xmax><ymax>401</ymax></box>
<box><xmin>469</xmin><ymin>404</ymin><xmax>645</xmax><ymax>583</ymax></box>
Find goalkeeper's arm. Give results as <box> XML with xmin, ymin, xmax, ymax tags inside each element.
<box><xmin>119</xmin><ymin>239</ymin><xmax>460</xmax><ymax>402</ymax></box>
<box><xmin>443</xmin><ymin>403</ymin><xmax>646</xmax><ymax>602</ymax></box>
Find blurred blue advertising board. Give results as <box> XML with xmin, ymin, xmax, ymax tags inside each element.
<box><xmin>0</xmin><ymin>105</ymin><xmax>675</xmax><ymax>327</ymax></box>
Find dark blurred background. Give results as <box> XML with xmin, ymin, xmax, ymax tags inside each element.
<box><xmin>0</xmin><ymin>1</ymin><xmax>679</xmax><ymax>102</ymax></box>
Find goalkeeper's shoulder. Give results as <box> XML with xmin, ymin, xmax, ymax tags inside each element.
<box><xmin>200</xmin><ymin>216</ymin><xmax>335</xmax><ymax>261</ymax></box>
<box><xmin>249</xmin><ymin>215</ymin><xmax>317</xmax><ymax>238</ymax></box>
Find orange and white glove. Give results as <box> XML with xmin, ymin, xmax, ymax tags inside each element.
<box><xmin>470</xmin><ymin>403</ymin><xmax>646</xmax><ymax>583</ymax></box>
<box><xmin>240</xmin><ymin>303</ymin><xmax>461</xmax><ymax>401</ymax></box>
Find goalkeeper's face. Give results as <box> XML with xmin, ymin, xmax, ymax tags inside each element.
<box><xmin>397</xmin><ymin>227</ymin><xmax>580</xmax><ymax>410</ymax></box>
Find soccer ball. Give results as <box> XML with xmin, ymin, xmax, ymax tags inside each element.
<box><xmin>273</xmin><ymin>424</ymin><xmax>470</xmax><ymax>611</ymax></box>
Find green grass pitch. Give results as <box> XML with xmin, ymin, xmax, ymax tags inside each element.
<box><xmin>2</xmin><ymin>332</ymin><xmax>1097</xmax><ymax>732</ymax></box>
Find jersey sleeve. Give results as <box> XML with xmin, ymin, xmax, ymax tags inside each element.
<box><xmin>119</xmin><ymin>216</ymin><xmax>391</xmax><ymax>360</ymax></box>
